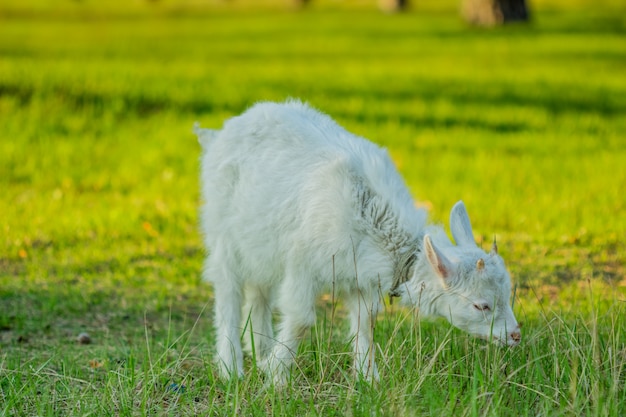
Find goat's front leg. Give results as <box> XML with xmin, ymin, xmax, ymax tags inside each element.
<box><xmin>347</xmin><ymin>291</ymin><xmax>381</xmax><ymax>382</ymax></box>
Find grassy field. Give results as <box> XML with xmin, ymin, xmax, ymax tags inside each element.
<box><xmin>1</xmin><ymin>0</ymin><xmax>625</xmax><ymax>415</ymax></box>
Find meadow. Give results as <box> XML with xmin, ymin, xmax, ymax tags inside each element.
<box><xmin>1</xmin><ymin>0</ymin><xmax>625</xmax><ymax>415</ymax></box>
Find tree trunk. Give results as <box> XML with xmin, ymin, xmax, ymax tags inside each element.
<box><xmin>378</xmin><ymin>0</ymin><xmax>409</xmax><ymax>13</ymax></box>
<box><xmin>462</xmin><ymin>0</ymin><xmax>530</xmax><ymax>26</ymax></box>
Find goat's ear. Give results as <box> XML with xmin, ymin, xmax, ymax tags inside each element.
<box><xmin>450</xmin><ymin>200</ymin><xmax>477</xmax><ymax>247</ymax></box>
<box><xmin>424</xmin><ymin>235</ymin><xmax>453</xmax><ymax>284</ymax></box>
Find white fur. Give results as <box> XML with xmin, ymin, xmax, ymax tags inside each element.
<box><xmin>196</xmin><ymin>100</ymin><xmax>520</xmax><ymax>384</ymax></box>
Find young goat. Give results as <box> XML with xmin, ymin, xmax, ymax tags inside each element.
<box><xmin>195</xmin><ymin>100</ymin><xmax>520</xmax><ymax>384</ymax></box>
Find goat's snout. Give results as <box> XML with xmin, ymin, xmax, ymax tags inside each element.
<box><xmin>509</xmin><ymin>329</ymin><xmax>522</xmax><ymax>345</ymax></box>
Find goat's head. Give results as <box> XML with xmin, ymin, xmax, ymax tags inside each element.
<box><xmin>422</xmin><ymin>201</ymin><xmax>521</xmax><ymax>346</ymax></box>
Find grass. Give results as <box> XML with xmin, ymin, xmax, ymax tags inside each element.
<box><xmin>1</xmin><ymin>0</ymin><xmax>625</xmax><ymax>415</ymax></box>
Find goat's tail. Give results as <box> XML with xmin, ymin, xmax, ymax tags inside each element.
<box><xmin>193</xmin><ymin>122</ymin><xmax>218</xmax><ymax>148</ymax></box>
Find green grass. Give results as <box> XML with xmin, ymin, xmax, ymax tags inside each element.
<box><xmin>1</xmin><ymin>0</ymin><xmax>625</xmax><ymax>415</ymax></box>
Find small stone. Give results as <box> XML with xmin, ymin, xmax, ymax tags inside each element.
<box><xmin>167</xmin><ymin>383</ymin><xmax>186</xmax><ymax>394</ymax></box>
<box><xmin>77</xmin><ymin>332</ymin><xmax>91</xmax><ymax>344</ymax></box>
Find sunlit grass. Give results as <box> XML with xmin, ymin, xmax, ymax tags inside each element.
<box><xmin>1</xmin><ymin>0</ymin><xmax>625</xmax><ymax>415</ymax></box>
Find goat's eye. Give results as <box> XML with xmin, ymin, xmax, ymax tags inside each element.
<box><xmin>474</xmin><ymin>303</ymin><xmax>491</xmax><ymax>311</ymax></box>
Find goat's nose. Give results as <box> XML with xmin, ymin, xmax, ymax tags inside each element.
<box><xmin>510</xmin><ymin>331</ymin><xmax>521</xmax><ymax>343</ymax></box>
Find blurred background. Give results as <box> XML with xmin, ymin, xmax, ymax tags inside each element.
<box><xmin>1</xmin><ymin>0</ymin><xmax>625</xmax><ymax>297</ymax></box>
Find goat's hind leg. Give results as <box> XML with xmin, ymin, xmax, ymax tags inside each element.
<box><xmin>242</xmin><ymin>284</ymin><xmax>275</xmax><ymax>362</ymax></box>
<box><xmin>207</xmin><ymin>257</ymin><xmax>245</xmax><ymax>379</ymax></box>
<box><xmin>262</xmin><ymin>272</ymin><xmax>316</xmax><ymax>385</ymax></box>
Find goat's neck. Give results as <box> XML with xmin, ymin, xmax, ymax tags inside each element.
<box><xmin>399</xmin><ymin>251</ymin><xmax>448</xmax><ymax>318</ymax></box>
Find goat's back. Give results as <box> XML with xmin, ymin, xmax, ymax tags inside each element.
<box><xmin>199</xmin><ymin>100</ymin><xmax>424</xmax><ymax>284</ymax></box>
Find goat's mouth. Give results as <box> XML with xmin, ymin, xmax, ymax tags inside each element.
<box><xmin>503</xmin><ymin>337</ymin><xmax>521</xmax><ymax>347</ymax></box>
<box><xmin>474</xmin><ymin>334</ymin><xmax>520</xmax><ymax>347</ymax></box>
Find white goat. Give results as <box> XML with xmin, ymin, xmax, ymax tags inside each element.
<box><xmin>195</xmin><ymin>100</ymin><xmax>520</xmax><ymax>384</ymax></box>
